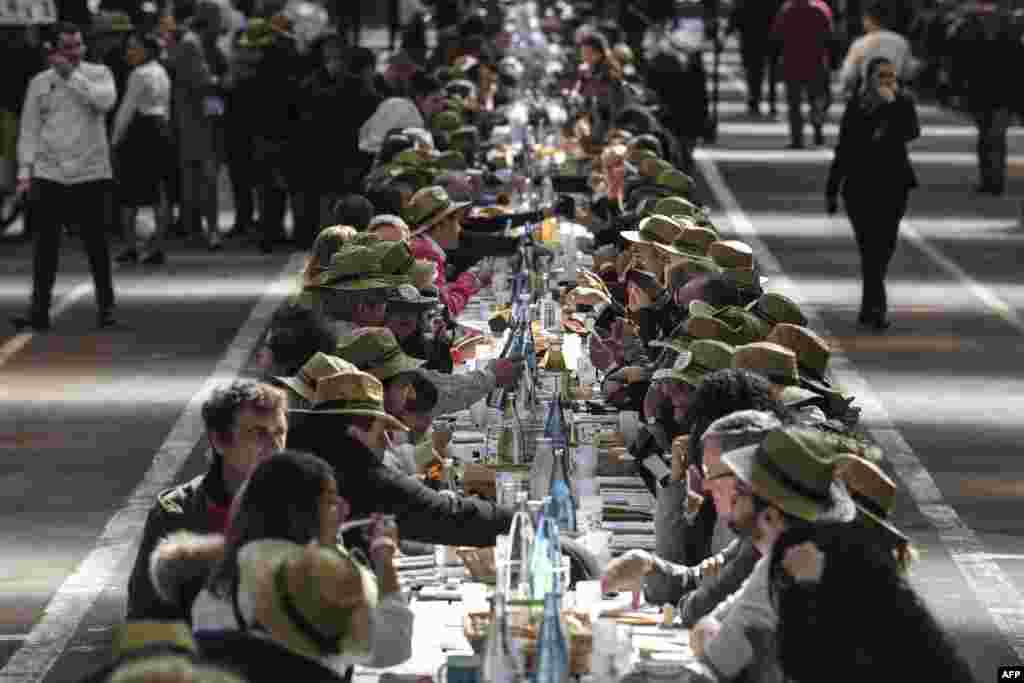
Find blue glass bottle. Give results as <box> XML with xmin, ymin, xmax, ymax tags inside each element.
<box><xmin>529</xmin><ymin>507</ymin><xmax>561</xmax><ymax>600</ymax></box>
<box><xmin>544</xmin><ymin>399</ymin><xmax>577</xmax><ymax>533</ymax></box>
<box><xmin>534</xmin><ymin>591</ymin><xmax>570</xmax><ymax>683</ymax></box>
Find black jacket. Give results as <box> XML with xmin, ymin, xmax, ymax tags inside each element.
<box><xmin>125</xmin><ymin>460</ymin><xmax>232</xmax><ymax>621</ymax></box>
<box><xmin>826</xmin><ymin>92</ymin><xmax>920</xmax><ymax>198</ymax></box>
<box><xmin>288</xmin><ymin>425</ymin><xmax>514</xmax><ymax>554</ymax></box>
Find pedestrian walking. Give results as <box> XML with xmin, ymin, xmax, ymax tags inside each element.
<box><xmin>112</xmin><ymin>31</ymin><xmax>173</xmax><ymax>266</ymax></box>
<box><xmin>771</xmin><ymin>0</ymin><xmax>835</xmax><ymax>148</ymax></box>
<box><xmin>826</xmin><ymin>57</ymin><xmax>920</xmax><ymax>331</ymax></box>
<box><xmin>13</xmin><ymin>21</ymin><xmax>118</xmax><ymax>332</ymax></box>
<box><xmin>168</xmin><ymin>1</ymin><xmax>227</xmax><ymax>249</ymax></box>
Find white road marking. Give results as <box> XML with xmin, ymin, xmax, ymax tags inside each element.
<box><xmin>716</xmin><ymin>121</ymin><xmax>1024</xmax><ymax>139</ymax></box>
<box><xmin>899</xmin><ymin>222</ymin><xmax>1024</xmax><ymax>336</ymax></box>
<box><xmin>0</xmin><ymin>283</ymin><xmax>93</xmax><ymax>368</ymax></box>
<box><xmin>0</xmin><ymin>253</ymin><xmax>304</xmax><ymax>682</ymax></box>
<box><xmin>696</xmin><ymin>147</ymin><xmax>1024</xmax><ymax>166</ymax></box>
<box><xmin>695</xmin><ymin>148</ymin><xmax>1024</xmax><ymax>662</ymax></box>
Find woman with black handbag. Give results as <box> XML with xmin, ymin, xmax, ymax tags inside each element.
<box><xmin>826</xmin><ymin>56</ymin><xmax>919</xmax><ymax>331</ymax></box>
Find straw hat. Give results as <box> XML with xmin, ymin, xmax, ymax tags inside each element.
<box><xmin>669</xmin><ymin>339</ymin><xmax>735</xmax><ymax>387</ymax></box>
<box><xmin>405</xmin><ymin>186</ymin><xmax>471</xmax><ymax>236</ymax></box>
<box><xmin>431</xmin><ymin>110</ymin><xmax>463</xmax><ymax>133</ymax></box>
<box><xmin>287</xmin><ymin>366</ymin><xmax>409</xmax><ymax>431</ymax></box>
<box><xmin>835</xmin><ymin>455</ymin><xmax>908</xmax><ymax>544</ymax></box>
<box><xmin>240</xmin><ymin>540</ymin><xmax>379</xmax><ymax>661</ymax></box>
<box><xmin>274</xmin><ymin>352</ymin><xmax>356</xmax><ymax>405</ymax></box>
<box><xmin>767</xmin><ymin>323</ymin><xmax>831</xmax><ymax>386</ymax></box>
<box><xmin>112</xmin><ymin>621</ymin><xmax>197</xmax><ymax>661</ymax></box>
<box><xmin>335</xmin><ymin>327</ymin><xmax>426</xmax><ymax>381</ymax></box>
<box><xmin>709</xmin><ymin>240</ymin><xmax>754</xmax><ymax>270</ymax></box>
<box><xmin>732</xmin><ymin>342</ymin><xmax>800</xmax><ymax>386</ymax></box>
<box><xmin>746</xmin><ymin>293</ymin><xmax>807</xmax><ymax>328</ymax></box>
<box><xmin>722</xmin><ymin>427</ymin><xmax>857</xmax><ymax>524</ymax></box>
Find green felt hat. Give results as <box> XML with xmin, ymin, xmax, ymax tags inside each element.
<box><xmin>722</xmin><ymin>426</ymin><xmax>857</xmax><ymax>523</ymax></box>
<box><xmin>335</xmin><ymin>327</ymin><xmax>427</xmax><ymax>381</ymax></box>
<box><xmin>315</xmin><ymin>244</ymin><xmax>394</xmax><ymax>291</ymax></box>
<box><xmin>654</xmin><ymin>169</ymin><xmax>693</xmax><ymax>197</ymax></box>
<box><xmin>431</xmin><ymin>110</ymin><xmax>463</xmax><ymax>133</ymax></box>
<box><xmin>434</xmin><ymin>149</ymin><xmax>468</xmax><ymax>170</ymax></box>
<box><xmin>238</xmin><ymin>17</ymin><xmax>275</xmax><ymax>48</ymax></box>
<box><xmin>405</xmin><ymin>185</ymin><xmax>470</xmax><ymax>235</ymax></box>
<box><xmin>669</xmin><ymin>339</ymin><xmax>735</xmax><ymax>387</ymax></box>
<box><xmin>620</xmin><ymin>214</ymin><xmax>685</xmax><ymax>256</ymax></box>
<box><xmin>673</xmin><ymin>225</ymin><xmax>719</xmax><ymax>258</ymax></box>
<box><xmin>652</xmin><ymin>196</ymin><xmax>702</xmax><ymax>221</ymax></box>
<box><xmin>689</xmin><ymin>301</ymin><xmax>772</xmax><ymax>346</ymax></box>
<box><xmin>237</xmin><ymin>540</ymin><xmax>380</xmax><ymax>661</ymax></box>
<box><xmin>746</xmin><ymin>292</ymin><xmax>808</xmax><ymax>328</ymax></box>
<box><xmin>449</xmin><ymin>126</ymin><xmax>481</xmax><ymax>153</ymax></box>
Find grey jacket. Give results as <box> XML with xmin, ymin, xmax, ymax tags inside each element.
<box><xmin>679</xmin><ymin>538</ymin><xmax>760</xmax><ymax>628</ymax></box>
<box><xmin>644</xmin><ymin>480</ymin><xmax>697</xmax><ymax>606</ymax></box>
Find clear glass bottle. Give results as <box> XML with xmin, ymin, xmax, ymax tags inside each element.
<box><xmin>481</xmin><ymin>592</ymin><xmax>525</xmax><ymax>683</ymax></box>
<box><xmin>496</xmin><ymin>394</ymin><xmax>520</xmax><ymax>466</ymax></box>
<box><xmin>534</xmin><ymin>591</ymin><xmax>570</xmax><ymax>683</ymax></box>
<box><xmin>529</xmin><ymin>505</ymin><xmax>562</xmax><ymax>600</ymax></box>
<box><xmin>505</xmin><ymin>491</ymin><xmax>534</xmax><ymax>600</ymax></box>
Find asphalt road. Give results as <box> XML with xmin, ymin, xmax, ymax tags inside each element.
<box><xmin>1</xmin><ymin>44</ymin><xmax>1024</xmax><ymax>683</ymax></box>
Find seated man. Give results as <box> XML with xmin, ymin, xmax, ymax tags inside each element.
<box><xmin>286</xmin><ymin>364</ymin><xmax>514</xmax><ymax>555</ymax></box>
<box><xmin>126</xmin><ymin>380</ymin><xmax>288</xmax><ymax>621</ymax></box>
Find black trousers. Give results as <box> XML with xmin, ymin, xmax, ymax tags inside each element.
<box><xmin>29</xmin><ymin>179</ymin><xmax>115</xmax><ymax>316</ymax></box>
<box><xmin>740</xmin><ymin>38</ymin><xmax>771</xmax><ymax>109</ymax></box>
<box><xmin>843</xmin><ymin>183</ymin><xmax>908</xmax><ymax>319</ymax></box>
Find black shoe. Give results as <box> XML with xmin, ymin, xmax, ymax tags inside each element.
<box><xmin>140</xmin><ymin>250</ymin><xmax>166</xmax><ymax>265</ymax></box>
<box><xmin>972</xmin><ymin>183</ymin><xmax>1004</xmax><ymax>196</ymax></box>
<box><xmin>813</xmin><ymin>128</ymin><xmax>825</xmax><ymax>146</ymax></box>
<box><xmin>116</xmin><ymin>248</ymin><xmax>139</xmax><ymax>264</ymax></box>
<box><xmin>97</xmin><ymin>309</ymin><xmax>118</xmax><ymax>329</ymax></box>
<box><xmin>858</xmin><ymin>312</ymin><xmax>890</xmax><ymax>331</ymax></box>
<box><xmin>11</xmin><ymin>314</ymin><xmax>50</xmax><ymax>332</ymax></box>
<box><xmin>787</xmin><ymin>141</ymin><xmax>805</xmax><ymax>150</ymax></box>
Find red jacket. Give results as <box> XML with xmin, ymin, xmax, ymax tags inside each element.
<box><xmin>772</xmin><ymin>0</ymin><xmax>834</xmax><ymax>82</ymax></box>
<box><xmin>411</xmin><ymin>233</ymin><xmax>482</xmax><ymax>317</ymax></box>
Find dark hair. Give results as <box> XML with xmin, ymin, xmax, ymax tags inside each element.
<box><xmin>348</xmin><ymin>46</ymin><xmax>376</xmax><ymax>74</ymax></box>
<box><xmin>202</xmin><ymin>380</ymin><xmax>286</xmax><ymax>439</ymax></box>
<box><xmin>687</xmin><ymin>369</ymin><xmax>789</xmax><ymax>468</ymax></box>
<box><xmin>264</xmin><ymin>302</ymin><xmax>338</xmax><ymax>376</ymax></box>
<box><xmin>131</xmin><ymin>31</ymin><xmax>162</xmax><ymax>61</ymax></box>
<box><xmin>701</xmin><ymin>273</ymin><xmax>746</xmax><ymax>309</ymax></box>
<box><xmin>55</xmin><ymin>20</ymin><xmax>82</xmax><ymax>37</ymax></box>
<box><xmin>330</xmin><ymin>194</ymin><xmax>375</xmax><ymax>231</ymax></box>
<box><xmin>410</xmin><ymin>71</ymin><xmax>441</xmax><ymax>99</ymax></box>
<box><xmin>770</xmin><ymin>522</ymin><xmax>975</xmax><ymax>683</ymax></box>
<box><xmin>366</xmin><ymin>185</ymin><xmax>407</xmax><ymax>216</ymax></box>
<box><xmin>207</xmin><ymin>450</ymin><xmax>335</xmax><ymax>598</ymax></box>
<box><xmin>378</xmin><ymin>134</ymin><xmax>415</xmax><ymax>165</ymax></box>
<box><xmin>385</xmin><ymin>371</ymin><xmax>438</xmax><ymax>413</ymax></box>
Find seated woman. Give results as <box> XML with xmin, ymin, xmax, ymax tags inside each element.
<box><xmin>150</xmin><ymin>450</ymin><xmax>412</xmax><ymax>676</ymax></box>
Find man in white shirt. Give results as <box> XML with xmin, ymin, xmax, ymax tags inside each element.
<box><xmin>838</xmin><ymin>2</ymin><xmax>913</xmax><ymax>93</ymax></box>
<box><xmin>13</xmin><ymin>22</ymin><xmax>118</xmax><ymax>331</ymax></box>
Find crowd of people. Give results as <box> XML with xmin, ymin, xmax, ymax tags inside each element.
<box><xmin>0</xmin><ymin>0</ymin><xmax>989</xmax><ymax>681</ymax></box>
